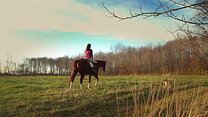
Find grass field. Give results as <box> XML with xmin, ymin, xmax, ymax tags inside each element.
<box><xmin>0</xmin><ymin>75</ymin><xmax>208</xmax><ymax>117</ymax></box>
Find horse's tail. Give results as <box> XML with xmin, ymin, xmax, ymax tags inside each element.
<box><xmin>72</xmin><ymin>60</ymin><xmax>79</xmax><ymax>71</ymax></box>
<box><xmin>68</xmin><ymin>60</ymin><xmax>79</xmax><ymax>86</ymax></box>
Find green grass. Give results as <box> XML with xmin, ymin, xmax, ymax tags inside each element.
<box><xmin>0</xmin><ymin>75</ymin><xmax>208</xmax><ymax>117</ymax></box>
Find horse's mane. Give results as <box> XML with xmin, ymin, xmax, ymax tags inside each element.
<box><xmin>95</xmin><ymin>60</ymin><xmax>106</xmax><ymax>62</ymax></box>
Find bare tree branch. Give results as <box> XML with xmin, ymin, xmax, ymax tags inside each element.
<box><xmin>102</xmin><ymin>0</ymin><xmax>208</xmax><ymax>25</ymax></box>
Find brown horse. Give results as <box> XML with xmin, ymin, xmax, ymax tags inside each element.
<box><xmin>68</xmin><ymin>59</ymin><xmax>106</xmax><ymax>90</ymax></box>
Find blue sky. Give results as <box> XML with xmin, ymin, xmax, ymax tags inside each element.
<box><xmin>0</xmin><ymin>0</ymin><xmax>185</xmax><ymax>65</ymax></box>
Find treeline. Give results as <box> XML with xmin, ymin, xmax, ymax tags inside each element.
<box><xmin>0</xmin><ymin>56</ymin><xmax>75</xmax><ymax>76</ymax></box>
<box><xmin>104</xmin><ymin>37</ymin><xmax>208</xmax><ymax>75</ymax></box>
<box><xmin>0</xmin><ymin>35</ymin><xmax>208</xmax><ymax>76</ymax></box>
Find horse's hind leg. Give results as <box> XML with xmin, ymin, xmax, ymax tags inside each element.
<box><xmin>80</xmin><ymin>74</ymin><xmax>85</xmax><ymax>90</ymax></box>
<box><xmin>69</xmin><ymin>82</ymin><xmax>73</xmax><ymax>90</ymax></box>
<box><xmin>68</xmin><ymin>70</ymin><xmax>78</xmax><ymax>90</ymax></box>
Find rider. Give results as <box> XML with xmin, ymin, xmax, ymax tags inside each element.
<box><xmin>84</xmin><ymin>43</ymin><xmax>97</xmax><ymax>73</ymax></box>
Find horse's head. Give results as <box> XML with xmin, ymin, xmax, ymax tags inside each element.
<box><xmin>96</xmin><ymin>60</ymin><xmax>106</xmax><ymax>72</ymax></box>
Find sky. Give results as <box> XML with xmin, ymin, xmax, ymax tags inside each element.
<box><xmin>0</xmin><ymin>0</ymin><xmax>189</xmax><ymax>65</ymax></box>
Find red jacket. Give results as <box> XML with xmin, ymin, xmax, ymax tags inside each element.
<box><xmin>85</xmin><ymin>49</ymin><xmax>93</xmax><ymax>59</ymax></box>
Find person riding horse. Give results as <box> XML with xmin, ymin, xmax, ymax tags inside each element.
<box><xmin>84</xmin><ymin>43</ymin><xmax>97</xmax><ymax>73</ymax></box>
<box><xmin>68</xmin><ymin>44</ymin><xmax>106</xmax><ymax>90</ymax></box>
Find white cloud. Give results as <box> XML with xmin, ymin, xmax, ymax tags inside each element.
<box><xmin>0</xmin><ymin>0</ymin><xmax>178</xmax><ymax>65</ymax></box>
<box><xmin>0</xmin><ymin>0</ymin><xmax>176</xmax><ymax>40</ymax></box>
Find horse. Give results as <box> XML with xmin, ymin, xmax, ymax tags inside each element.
<box><xmin>68</xmin><ymin>59</ymin><xmax>106</xmax><ymax>90</ymax></box>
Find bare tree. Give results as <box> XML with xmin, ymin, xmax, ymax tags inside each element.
<box><xmin>42</xmin><ymin>57</ymin><xmax>48</xmax><ymax>74</ymax></box>
<box><xmin>18</xmin><ymin>58</ymin><xmax>30</xmax><ymax>75</ymax></box>
<box><xmin>63</xmin><ymin>56</ymin><xmax>70</xmax><ymax>75</ymax></box>
<box><xmin>5</xmin><ymin>53</ymin><xmax>11</xmax><ymax>73</ymax></box>
<box><xmin>48</xmin><ymin>58</ymin><xmax>56</xmax><ymax>75</ymax></box>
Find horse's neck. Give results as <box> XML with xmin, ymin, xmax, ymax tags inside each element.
<box><xmin>97</xmin><ymin>61</ymin><xmax>103</xmax><ymax>68</ymax></box>
<box><xmin>96</xmin><ymin>61</ymin><xmax>100</xmax><ymax>67</ymax></box>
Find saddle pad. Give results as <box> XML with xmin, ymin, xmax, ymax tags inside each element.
<box><xmin>88</xmin><ymin>61</ymin><xmax>94</xmax><ymax>68</ymax></box>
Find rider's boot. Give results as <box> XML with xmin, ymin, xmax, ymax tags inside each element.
<box><xmin>93</xmin><ymin>63</ymin><xmax>97</xmax><ymax>73</ymax></box>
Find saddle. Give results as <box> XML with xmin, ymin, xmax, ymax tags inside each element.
<box><xmin>85</xmin><ymin>59</ymin><xmax>97</xmax><ymax>73</ymax></box>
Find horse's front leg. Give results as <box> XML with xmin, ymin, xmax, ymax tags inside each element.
<box><xmin>88</xmin><ymin>75</ymin><xmax>92</xmax><ymax>89</ymax></box>
<box><xmin>94</xmin><ymin>74</ymin><xmax>99</xmax><ymax>87</ymax></box>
